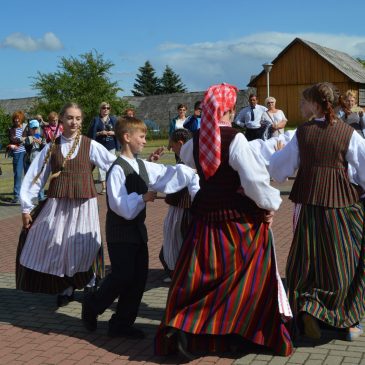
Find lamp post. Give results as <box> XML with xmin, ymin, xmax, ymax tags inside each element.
<box><xmin>262</xmin><ymin>62</ymin><xmax>273</xmax><ymax>98</ymax></box>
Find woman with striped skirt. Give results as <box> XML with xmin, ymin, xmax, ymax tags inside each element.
<box><xmin>155</xmin><ymin>83</ymin><xmax>293</xmax><ymax>358</ymax></box>
<box><xmin>269</xmin><ymin>82</ymin><xmax>365</xmax><ymax>341</ymax></box>
<box><xmin>17</xmin><ymin>103</ymin><xmax>116</xmax><ymax>306</ymax></box>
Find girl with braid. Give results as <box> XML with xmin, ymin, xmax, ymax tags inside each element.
<box><xmin>16</xmin><ymin>102</ymin><xmax>116</xmax><ymax>307</ymax></box>
<box><xmin>270</xmin><ymin>82</ymin><xmax>365</xmax><ymax>341</ymax></box>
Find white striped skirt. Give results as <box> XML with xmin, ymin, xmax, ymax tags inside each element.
<box><xmin>20</xmin><ymin>197</ymin><xmax>101</xmax><ymax>277</ymax></box>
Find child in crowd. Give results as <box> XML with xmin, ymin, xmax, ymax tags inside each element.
<box><xmin>24</xmin><ymin>119</ymin><xmax>47</xmax><ymax>200</ymax></box>
<box><xmin>82</xmin><ymin>116</ymin><xmax>199</xmax><ymax>338</ymax></box>
<box><xmin>43</xmin><ymin>112</ymin><xmax>63</xmax><ymax>143</ymax></box>
<box><xmin>160</xmin><ymin>128</ymin><xmax>193</xmax><ymax>281</ymax></box>
<box><xmin>17</xmin><ymin>102</ymin><xmax>116</xmax><ymax>307</ymax></box>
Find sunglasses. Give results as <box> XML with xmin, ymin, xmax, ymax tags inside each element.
<box><xmin>101</xmin><ymin>106</ymin><xmax>110</xmax><ymax>110</ymax></box>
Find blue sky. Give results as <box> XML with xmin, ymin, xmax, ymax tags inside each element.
<box><xmin>1</xmin><ymin>0</ymin><xmax>365</xmax><ymax>100</ymax></box>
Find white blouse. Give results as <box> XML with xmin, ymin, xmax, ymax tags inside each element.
<box><xmin>107</xmin><ymin>155</ymin><xmax>200</xmax><ymax>220</ymax></box>
<box><xmin>269</xmin><ymin>129</ymin><xmax>365</xmax><ymax>191</ymax></box>
<box><xmin>20</xmin><ymin>135</ymin><xmax>117</xmax><ymax>213</ymax></box>
<box><xmin>180</xmin><ymin>130</ymin><xmax>282</xmax><ymax>211</ymax></box>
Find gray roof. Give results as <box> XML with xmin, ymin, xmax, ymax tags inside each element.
<box><xmin>0</xmin><ymin>97</ymin><xmax>38</xmax><ymax>117</ymax></box>
<box><xmin>248</xmin><ymin>37</ymin><xmax>365</xmax><ymax>86</ymax></box>
<box><xmin>299</xmin><ymin>38</ymin><xmax>365</xmax><ymax>83</ymax></box>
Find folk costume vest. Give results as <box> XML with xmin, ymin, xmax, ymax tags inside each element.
<box><xmin>289</xmin><ymin>119</ymin><xmax>359</xmax><ymax>207</ymax></box>
<box><xmin>47</xmin><ymin>136</ymin><xmax>96</xmax><ymax>199</ymax></box>
<box><xmin>192</xmin><ymin>127</ymin><xmax>262</xmax><ymax>221</ymax></box>
<box><xmin>105</xmin><ymin>157</ymin><xmax>149</xmax><ymax>243</ymax></box>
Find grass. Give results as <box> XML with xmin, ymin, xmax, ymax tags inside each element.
<box><xmin>0</xmin><ymin>138</ymin><xmax>174</xmax><ymax>200</ymax></box>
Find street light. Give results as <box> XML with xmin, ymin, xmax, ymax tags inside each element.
<box><xmin>262</xmin><ymin>62</ymin><xmax>273</xmax><ymax>98</ymax></box>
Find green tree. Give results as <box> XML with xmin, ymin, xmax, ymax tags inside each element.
<box><xmin>357</xmin><ymin>58</ymin><xmax>365</xmax><ymax>67</ymax></box>
<box><xmin>132</xmin><ymin>61</ymin><xmax>160</xmax><ymax>96</ymax></box>
<box><xmin>31</xmin><ymin>50</ymin><xmax>130</xmax><ymax>133</ymax></box>
<box><xmin>0</xmin><ymin>107</ymin><xmax>11</xmax><ymax>149</ymax></box>
<box><xmin>159</xmin><ymin>65</ymin><xmax>187</xmax><ymax>94</ymax></box>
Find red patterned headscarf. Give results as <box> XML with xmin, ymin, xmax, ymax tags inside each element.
<box><xmin>199</xmin><ymin>83</ymin><xmax>238</xmax><ymax>179</ymax></box>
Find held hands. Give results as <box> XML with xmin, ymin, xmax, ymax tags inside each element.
<box><xmin>274</xmin><ymin>140</ymin><xmax>284</xmax><ymax>151</ymax></box>
<box><xmin>263</xmin><ymin>210</ymin><xmax>274</xmax><ymax>228</ymax></box>
<box><xmin>147</xmin><ymin>147</ymin><xmax>165</xmax><ymax>162</ymax></box>
<box><xmin>22</xmin><ymin>213</ymin><xmax>32</xmax><ymax>229</ymax></box>
<box><xmin>143</xmin><ymin>190</ymin><xmax>157</xmax><ymax>203</ymax></box>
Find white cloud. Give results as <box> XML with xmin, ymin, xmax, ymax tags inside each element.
<box><xmin>1</xmin><ymin>32</ymin><xmax>63</xmax><ymax>51</ymax></box>
<box><xmin>153</xmin><ymin>32</ymin><xmax>365</xmax><ymax>92</ymax></box>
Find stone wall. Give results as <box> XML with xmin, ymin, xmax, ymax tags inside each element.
<box><xmin>0</xmin><ymin>88</ymin><xmax>255</xmax><ymax>129</ymax></box>
<box><xmin>124</xmin><ymin>88</ymin><xmax>255</xmax><ymax>130</ymax></box>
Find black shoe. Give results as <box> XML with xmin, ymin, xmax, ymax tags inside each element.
<box><xmin>108</xmin><ymin>325</ymin><xmax>145</xmax><ymax>339</ymax></box>
<box><xmin>82</xmin><ymin>294</ymin><xmax>97</xmax><ymax>332</ymax></box>
<box><xmin>56</xmin><ymin>292</ymin><xmax>74</xmax><ymax>307</ymax></box>
<box><xmin>176</xmin><ymin>330</ymin><xmax>195</xmax><ymax>361</ymax></box>
<box><xmin>84</xmin><ymin>285</ymin><xmax>97</xmax><ymax>294</ymax></box>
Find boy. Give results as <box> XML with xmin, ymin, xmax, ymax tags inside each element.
<box><xmin>82</xmin><ymin>116</ymin><xmax>199</xmax><ymax>338</ymax></box>
<box><xmin>24</xmin><ymin>119</ymin><xmax>47</xmax><ymax>201</ymax></box>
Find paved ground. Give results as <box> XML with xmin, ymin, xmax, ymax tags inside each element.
<box><xmin>0</xmin><ymin>181</ymin><xmax>364</xmax><ymax>365</ymax></box>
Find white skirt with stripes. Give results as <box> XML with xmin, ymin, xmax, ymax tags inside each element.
<box><xmin>20</xmin><ymin>197</ymin><xmax>101</xmax><ymax>277</ymax></box>
<box><xmin>162</xmin><ymin>205</ymin><xmax>185</xmax><ymax>271</ymax></box>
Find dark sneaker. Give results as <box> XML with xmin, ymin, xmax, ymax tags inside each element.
<box><xmin>108</xmin><ymin>325</ymin><xmax>145</xmax><ymax>339</ymax></box>
<box><xmin>56</xmin><ymin>292</ymin><xmax>74</xmax><ymax>307</ymax></box>
<box><xmin>82</xmin><ymin>294</ymin><xmax>97</xmax><ymax>332</ymax></box>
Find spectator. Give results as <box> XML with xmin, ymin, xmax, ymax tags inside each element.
<box><xmin>8</xmin><ymin>110</ymin><xmax>27</xmax><ymax>204</ymax></box>
<box><xmin>88</xmin><ymin>102</ymin><xmax>119</xmax><ymax>194</ymax></box>
<box><xmin>235</xmin><ymin>94</ymin><xmax>267</xmax><ymax>141</ymax></box>
<box><xmin>260</xmin><ymin>96</ymin><xmax>288</xmax><ymax>139</ymax></box>
<box><xmin>124</xmin><ymin>108</ymin><xmax>136</xmax><ymax>118</ymax></box>
<box><xmin>43</xmin><ymin>112</ymin><xmax>63</xmax><ymax>143</ymax></box>
<box><xmin>336</xmin><ymin>90</ymin><xmax>365</xmax><ymax>137</ymax></box>
<box><xmin>183</xmin><ymin>101</ymin><xmax>202</xmax><ymax>133</ymax></box>
<box><xmin>168</xmin><ymin>104</ymin><xmax>188</xmax><ymax>137</ymax></box>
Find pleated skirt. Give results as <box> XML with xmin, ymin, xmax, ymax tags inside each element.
<box><xmin>286</xmin><ymin>202</ymin><xmax>365</xmax><ymax>328</ymax></box>
<box><xmin>16</xmin><ymin>197</ymin><xmax>101</xmax><ymax>294</ymax></box>
<box><xmin>155</xmin><ymin>215</ymin><xmax>293</xmax><ymax>356</ymax></box>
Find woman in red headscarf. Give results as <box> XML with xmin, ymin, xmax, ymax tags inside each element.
<box><xmin>155</xmin><ymin>83</ymin><xmax>293</xmax><ymax>358</ymax></box>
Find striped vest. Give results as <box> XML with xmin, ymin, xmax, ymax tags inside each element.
<box><xmin>191</xmin><ymin>127</ymin><xmax>262</xmax><ymax>221</ymax></box>
<box><xmin>289</xmin><ymin>120</ymin><xmax>359</xmax><ymax>207</ymax></box>
<box><xmin>47</xmin><ymin>136</ymin><xmax>96</xmax><ymax>199</ymax></box>
<box><xmin>106</xmin><ymin>157</ymin><xmax>149</xmax><ymax>243</ymax></box>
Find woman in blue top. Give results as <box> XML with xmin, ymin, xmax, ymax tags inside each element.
<box><xmin>88</xmin><ymin>102</ymin><xmax>118</xmax><ymax>194</ymax></box>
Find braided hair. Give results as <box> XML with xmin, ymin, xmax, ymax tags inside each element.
<box><xmin>302</xmin><ymin>82</ymin><xmax>340</xmax><ymax>126</ymax></box>
<box><xmin>32</xmin><ymin>102</ymin><xmax>83</xmax><ymax>184</ymax></box>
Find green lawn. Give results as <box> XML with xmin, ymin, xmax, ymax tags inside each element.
<box><xmin>0</xmin><ymin>138</ymin><xmax>173</xmax><ymax>199</ymax></box>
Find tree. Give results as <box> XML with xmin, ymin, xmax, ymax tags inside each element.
<box><xmin>0</xmin><ymin>107</ymin><xmax>11</xmax><ymax>149</ymax></box>
<box><xmin>31</xmin><ymin>50</ymin><xmax>130</xmax><ymax>133</ymax></box>
<box><xmin>357</xmin><ymin>58</ymin><xmax>365</xmax><ymax>67</ymax></box>
<box><xmin>159</xmin><ymin>65</ymin><xmax>187</xmax><ymax>94</ymax></box>
<box><xmin>132</xmin><ymin>61</ymin><xmax>160</xmax><ymax>96</ymax></box>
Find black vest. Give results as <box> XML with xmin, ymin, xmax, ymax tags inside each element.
<box><xmin>105</xmin><ymin>157</ymin><xmax>149</xmax><ymax>243</ymax></box>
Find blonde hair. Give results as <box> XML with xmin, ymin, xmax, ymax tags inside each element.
<box><xmin>345</xmin><ymin>90</ymin><xmax>357</xmax><ymax>99</ymax></box>
<box><xmin>114</xmin><ymin>117</ymin><xmax>147</xmax><ymax>145</ymax></box>
<box><xmin>265</xmin><ymin>96</ymin><xmax>276</xmax><ymax>105</ymax></box>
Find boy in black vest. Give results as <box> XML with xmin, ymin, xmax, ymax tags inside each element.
<box><xmin>82</xmin><ymin>116</ymin><xmax>199</xmax><ymax>338</ymax></box>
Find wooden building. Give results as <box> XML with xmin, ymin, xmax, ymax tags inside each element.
<box><xmin>248</xmin><ymin>38</ymin><xmax>365</xmax><ymax>126</ymax></box>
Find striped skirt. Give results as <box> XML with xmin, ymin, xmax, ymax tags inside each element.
<box><xmin>155</xmin><ymin>214</ymin><xmax>293</xmax><ymax>356</ymax></box>
<box><xmin>16</xmin><ymin>197</ymin><xmax>101</xmax><ymax>294</ymax></box>
<box><xmin>286</xmin><ymin>202</ymin><xmax>365</xmax><ymax>328</ymax></box>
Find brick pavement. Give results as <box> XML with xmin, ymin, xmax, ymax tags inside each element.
<box><xmin>0</xmin><ymin>183</ymin><xmax>364</xmax><ymax>365</ymax></box>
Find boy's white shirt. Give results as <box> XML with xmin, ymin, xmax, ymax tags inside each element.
<box><xmin>107</xmin><ymin>155</ymin><xmax>199</xmax><ymax>220</ymax></box>
<box><xmin>20</xmin><ymin>135</ymin><xmax>117</xmax><ymax>213</ymax></box>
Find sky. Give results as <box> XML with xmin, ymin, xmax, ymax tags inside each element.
<box><xmin>1</xmin><ymin>0</ymin><xmax>365</xmax><ymax>100</ymax></box>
